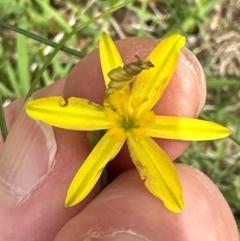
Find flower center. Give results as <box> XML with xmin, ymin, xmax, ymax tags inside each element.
<box><xmin>121</xmin><ymin>116</ymin><xmax>136</xmax><ymax>130</ymax></box>
<box><xmin>104</xmin><ymin>88</ymin><xmax>156</xmax><ymax>141</ymax></box>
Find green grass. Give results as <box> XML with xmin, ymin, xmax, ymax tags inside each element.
<box><xmin>0</xmin><ymin>0</ymin><xmax>239</xmax><ymax>230</ymax></box>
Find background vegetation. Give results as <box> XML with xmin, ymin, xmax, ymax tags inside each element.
<box><xmin>0</xmin><ymin>0</ymin><xmax>240</xmax><ymax>230</ymax></box>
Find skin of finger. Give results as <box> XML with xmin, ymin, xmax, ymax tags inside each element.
<box><xmin>63</xmin><ymin>37</ymin><xmax>206</xmax><ymax>178</ymax></box>
<box><xmin>0</xmin><ymin>78</ymin><xmax>100</xmax><ymax>241</ymax></box>
<box><xmin>54</xmin><ymin>164</ymin><xmax>239</xmax><ymax>241</ymax></box>
<box><xmin>0</xmin><ymin>78</ymin><xmax>65</xmax><ymax>150</ymax></box>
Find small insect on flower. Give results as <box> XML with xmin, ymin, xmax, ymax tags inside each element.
<box><xmin>106</xmin><ymin>55</ymin><xmax>154</xmax><ymax>95</ymax></box>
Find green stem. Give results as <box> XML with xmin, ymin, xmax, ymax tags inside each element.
<box><xmin>0</xmin><ymin>20</ymin><xmax>85</xmax><ymax>58</ymax></box>
<box><xmin>0</xmin><ymin>90</ymin><xmax>8</xmax><ymax>142</ymax></box>
<box><xmin>101</xmin><ymin>166</ymin><xmax>108</xmax><ymax>189</ymax></box>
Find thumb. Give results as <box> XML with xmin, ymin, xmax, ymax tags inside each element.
<box><xmin>0</xmin><ymin>79</ymin><xmax>96</xmax><ymax>240</ymax></box>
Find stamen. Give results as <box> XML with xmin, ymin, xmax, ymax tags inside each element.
<box><xmin>108</xmin><ymin>128</ymin><xmax>126</xmax><ymax>141</ymax></box>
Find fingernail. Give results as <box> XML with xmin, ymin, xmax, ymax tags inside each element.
<box><xmin>0</xmin><ymin>108</ymin><xmax>57</xmax><ymax>206</ymax></box>
<box><xmin>83</xmin><ymin>230</ymin><xmax>151</xmax><ymax>241</ymax></box>
<box><xmin>180</xmin><ymin>47</ymin><xmax>206</xmax><ymax>115</ymax></box>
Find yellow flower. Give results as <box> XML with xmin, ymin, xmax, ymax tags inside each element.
<box><xmin>26</xmin><ymin>33</ymin><xmax>231</xmax><ymax>213</ymax></box>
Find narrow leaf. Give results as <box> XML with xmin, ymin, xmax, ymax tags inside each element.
<box><xmin>0</xmin><ymin>90</ymin><xmax>8</xmax><ymax>141</ymax></box>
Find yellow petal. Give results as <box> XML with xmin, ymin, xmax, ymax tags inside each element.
<box><xmin>66</xmin><ymin>131</ymin><xmax>125</xmax><ymax>206</ymax></box>
<box><xmin>127</xmin><ymin>134</ymin><xmax>185</xmax><ymax>213</ymax></box>
<box><xmin>26</xmin><ymin>96</ymin><xmax>114</xmax><ymax>130</ymax></box>
<box><xmin>146</xmin><ymin>116</ymin><xmax>231</xmax><ymax>140</ymax></box>
<box><xmin>130</xmin><ymin>34</ymin><xmax>186</xmax><ymax>116</ymax></box>
<box><xmin>100</xmin><ymin>32</ymin><xmax>123</xmax><ymax>87</ymax></box>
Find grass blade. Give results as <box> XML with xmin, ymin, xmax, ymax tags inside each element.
<box><xmin>36</xmin><ymin>0</ymin><xmax>72</xmax><ymax>32</ymax></box>
<box><xmin>0</xmin><ymin>20</ymin><xmax>85</xmax><ymax>58</ymax></box>
<box><xmin>207</xmin><ymin>77</ymin><xmax>240</xmax><ymax>88</ymax></box>
<box><xmin>0</xmin><ymin>90</ymin><xmax>8</xmax><ymax>142</ymax></box>
<box><xmin>0</xmin><ymin>83</ymin><xmax>15</xmax><ymax>98</ymax></box>
<box><xmin>17</xmin><ymin>33</ymin><xmax>30</xmax><ymax>95</ymax></box>
<box><xmin>5</xmin><ymin>60</ymin><xmax>21</xmax><ymax>97</ymax></box>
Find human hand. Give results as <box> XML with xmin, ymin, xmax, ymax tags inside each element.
<box><xmin>0</xmin><ymin>36</ymin><xmax>238</xmax><ymax>241</ymax></box>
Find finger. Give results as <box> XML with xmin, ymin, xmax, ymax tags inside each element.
<box><xmin>54</xmin><ymin>164</ymin><xmax>239</xmax><ymax>241</ymax></box>
<box><xmin>0</xmin><ymin>78</ymin><xmax>66</xmax><ymax>150</ymax></box>
<box><xmin>63</xmin><ymin>37</ymin><xmax>206</xmax><ymax>176</ymax></box>
<box><xmin>0</xmin><ymin>78</ymin><xmax>97</xmax><ymax>240</ymax></box>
